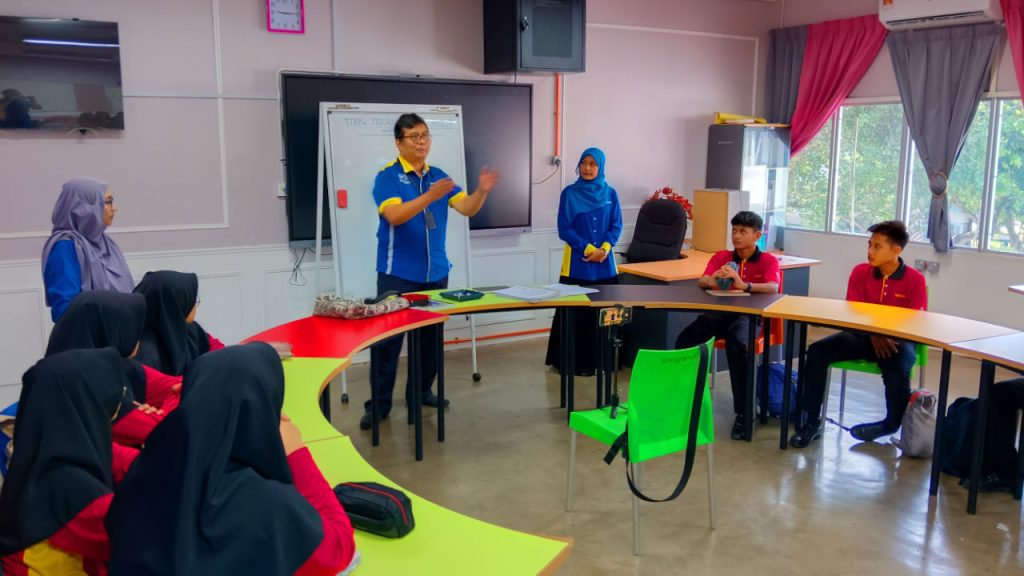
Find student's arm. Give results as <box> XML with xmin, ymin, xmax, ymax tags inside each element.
<box><xmin>289</xmin><ymin>447</ymin><xmax>357</xmax><ymax>576</ymax></box>
<box><xmin>111</xmin><ymin>443</ymin><xmax>140</xmax><ymax>484</ymax></box>
<box><xmin>845</xmin><ymin>266</ymin><xmax>866</xmax><ymax>303</ymax></box>
<box><xmin>141</xmin><ymin>365</ymin><xmax>182</xmax><ymax>408</ymax></box>
<box><xmin>736</xmin><ymin>255</ymin><xmax>780</xmax><ymax>294</ymax></box>
<box><xmin>698</xmin><ymin>253</ymin><xmax>728</xmax><ymax>290</ymax></box>
<box><xmin>48</xmin><ymin>494</ymin><xmax>112</xmax><ymax>562</ymax></box>
<box><xmin>451</xmin><ymin>167</ymin><xmax>499</xmax><ymax>217</ymax></box>
<box><xmin>111</xmin><ymin>408</ymin><xmax>162</xmax><ymax>447</ymax></box>
<box><xmin>43</xmin><ymin>240</ymin><xmax>81</xmax><ymax>323</ymax></box>
<box><xmin>697</xmin><ymin>275</ymin><xmax>718</xmax><ymax>290</ymax></box>
<box><xmin>379</xmin><ymin>178</ymin><xmax>454</xmax><ymax>227</ymax></box>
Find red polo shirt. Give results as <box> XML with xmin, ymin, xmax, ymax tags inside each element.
<box><xmin>704</xmin><ymin>247</ymin><xmax>781</xmax><ymax>286</ymax></box>
<box><xmin>846</xmin><ymin>258</ymin><xmax>927</xmax><ymax>310</ymax></box>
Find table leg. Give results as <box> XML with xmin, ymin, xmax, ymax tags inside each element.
<box><xmin>410</xmin><ymin>328</ymin><xmax>423</xmax><ymax>461</ymax></box>
<box><xmin>437</xmin><ymin>325</ymin><xmax>445</xmax><ymax>443</ymax></box>
<box><xmin>566</xmin><ymin>308</ymin><xmax>576</xmax><ymax>422</ymax></box>
<box><xmin>559</xmin><ymin>309</ymin><xmax>567</xmax><ymax>408</ymax></box>
<box><xmin>760</xmin><ymin>317</ymin><xmax>772</xmax><ymax>425</ymax></box>
<box><xmin>967</xmin><ymin>360</ymin><xmax>995</xmax><ymax>514</ymax></box>
<box><xmin>780</xmin><ymin>320</ymin><xmax>797</xmax><ymax>450</ymax></box>
<box><xmin>929</xmin><ymin>350</ymin><xmax>952</xmax><ymax>495</ymax></box>
<box><xmin>795</xmin><ymin>323</ymin><xmax>808</xmax><ymax>430</ymax></box>
<box><xmin>596</xmin><ymin>325</ymin><xmax>605</xmax><ymax>408</ymax></box>
<box><xmin>745</xmin><ymin>314</ymin><xmax>757</xmax><ymax>441</ymax></box>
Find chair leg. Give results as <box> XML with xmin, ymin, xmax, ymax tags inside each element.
<box><xmin>919</xmin><ymin>363</ymin><xmax>926</xmax><ymax>390</ymax></box>
<box><xmin>631</xmin><ymin>461</ymin><xmax>641</xmax><ymax>556</ymax></box>
<box><xmin>706</xmin><ymin>443</ymin><xmax>716</xmax><ymax>530</ymax></box>
<box><xmin>839</xmin><ymin>369</ymin><xmax>848</xmax><ymax>415</ymax></box>
<box><xmin>566</xmin><ymin>429</ymin><xmax>576</xmax><ymax>511</ymax></box>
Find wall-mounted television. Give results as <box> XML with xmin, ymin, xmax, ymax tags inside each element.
<box><xmin>280</xmin><ymin>72</ymin><xmax>533</xmax><ymax>245</ymax></box>
<box><xmin>0</xmin><ymin>16</ymin><xmax>124</xmax><ymax>132</ymax></box>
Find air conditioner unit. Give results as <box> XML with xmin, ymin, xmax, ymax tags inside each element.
<box><xmin>879</xmin><ymin>0</ymin><xmax>1003</xmax><ymax>30</ymax></box>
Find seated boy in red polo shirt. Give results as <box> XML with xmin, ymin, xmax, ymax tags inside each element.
<box><xmin>790</xmin><ymin>220</ymin><xmax>928</xmax><ymax>448</ymax></box>
<box><xmin>675</xmin><ymin>211</ymin><xmax>780</xmax><ymax>440</ymax></box>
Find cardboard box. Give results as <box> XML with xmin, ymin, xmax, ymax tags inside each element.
<box><xmin>691</xmin><ymin>189</ymin><xmax>750</xmax><ymax>252</ymax></box>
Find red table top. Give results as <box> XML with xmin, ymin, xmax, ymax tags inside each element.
<box><xmin>242</xmin><ymin>309</ymin><xmax>448</xmax><ymax>359</ymax></box>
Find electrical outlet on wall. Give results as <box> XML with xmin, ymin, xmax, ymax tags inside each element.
<box><xmin>926</xmin><ymin>260</ymin><xmax>940</xmax><ymax>273</ymax></box>
<box><xmin>914</xmin><ymin>259</ymin><xmax>927</xmax><ymax>272</ymax></box>
<box><xmin>276</xmin><ymin>183</ymin><xmax>287</xmax><ymax>198</ymax></box>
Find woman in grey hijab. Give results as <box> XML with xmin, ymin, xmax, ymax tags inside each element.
<box><xmin>41</xmin><ymin>178</ymin><xmax>134</xmax><ymax>322</ymax></box>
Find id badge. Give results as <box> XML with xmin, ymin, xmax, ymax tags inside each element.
<box><xmin>424</xmin><ymin>210</ymin><xmax>437</xmax><ymax>230</ymax></box>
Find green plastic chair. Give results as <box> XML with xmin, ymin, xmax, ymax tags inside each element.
<box><xmin>565</xmin><ymin>341</ymin><xmax>715</xmax><ymax>555</ymax></box>
<box><xmin>824</xmin><ymin>343</ymin><xmax>928</xmax><ymax>419</ymax></box>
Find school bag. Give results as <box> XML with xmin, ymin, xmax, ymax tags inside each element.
<box><xmin>889</xmin><ymin>389</ymin><xmax>936</xmax><ymax>458</ymax></box>
<box><xmin>756</xmin><ymin>363</ymin><xmax>798</xmax><ymax>419</ymax></box>
<box><xmin>938</xmin><ymin>397</ymin><xmax>978</xmax><ymax>478</ymax></box>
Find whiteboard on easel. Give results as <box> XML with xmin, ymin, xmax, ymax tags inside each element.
<box><xmin>317</xmin><ymin>102</ymin><xmax>471</xmax><ymax>299</ymax></box>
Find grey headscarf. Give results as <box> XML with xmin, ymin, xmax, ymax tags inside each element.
<box><xmin>41</xmin><ymin>178</ymin><xmax>134</xmax><ymax>294</ymax></box>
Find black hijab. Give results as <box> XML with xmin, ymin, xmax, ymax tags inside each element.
<box><xmin>106</xmin><ymin>343</ymin><xmax>323</xmax><ymax>575</ymax></box>
<box><xmin>45</xmin><ymin>290</ymin><xmax>149</xmax><ymax>404</ymax></box>
<box><xmin>0</xmin><ymin>348</ymin><xmax>126</xmax><ymax>555</ymax></box>
<box><xmin>133</xmin><ymin>270</ymin><xmax>211</xmax><ymax>376</ymax></box>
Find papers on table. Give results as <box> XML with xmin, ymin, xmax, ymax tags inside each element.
<box><xmin>494</xmin><ymin>286</ymin><xmax>562</xmax><ymax>302</ymax></box>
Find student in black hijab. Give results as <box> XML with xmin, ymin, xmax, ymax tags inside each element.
<box><xmin>132</xmin><ymin>270</ymin><xmax>224</xmax><ymax>376</ymax></box>
<box><xmin>107</xmin><ymin>343</ymin><xmax>355</xmax><ymax>576</ymax></box>
<box><xmin>0</xmin><ymin>348</ymin><xmax>135</xmax><ymax>574</ymax></box>
<box><xmin>46</xmin><ymin>290</ymin><xmax>175</xmax><ymax>446</ymax></box>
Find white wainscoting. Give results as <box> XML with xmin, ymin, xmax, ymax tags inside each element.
<box><xmin>0</xmin><ymin>223</ymin><xmax>635</xmax><ymax>405</ymax></box>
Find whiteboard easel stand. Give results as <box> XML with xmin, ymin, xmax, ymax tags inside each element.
<box><xmin>314</xmin><ymin>118</ymin><xmax>350</xmax><ymax>404</ymax></box>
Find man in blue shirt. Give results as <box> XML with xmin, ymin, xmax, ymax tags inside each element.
<box><xmin>361</xmin><ymin>113</ymin><xmax>499</xmax><ymax>430</ymax></box>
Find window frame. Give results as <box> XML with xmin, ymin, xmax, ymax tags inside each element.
<box><xmin>790</xmin><ymin>93</ymin><xmax>1024</xmax><ymax>258</ymax></box>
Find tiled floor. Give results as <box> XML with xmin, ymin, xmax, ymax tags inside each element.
<box><xmin>327</xmin><ymin>334</ymin><xmax>1023</xmax><ymax>575</ymax></box>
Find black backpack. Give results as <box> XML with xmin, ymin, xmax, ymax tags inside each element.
<box><xmin>939</xmin><ymin>397</ymin><xmax>978</xmax><ymax>479</ymax></box>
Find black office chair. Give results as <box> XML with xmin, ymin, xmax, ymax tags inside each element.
<box><xmin>624</xmin><ymin>199</ymin><xmax>687</xmax><ymax>263</ymax></box>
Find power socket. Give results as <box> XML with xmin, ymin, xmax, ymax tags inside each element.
<box><xmin>276</xmin><ymin>183</ymin><xmax>286</xmax><ymax>198</ymax></box>
<box><xmin>913</xmin><ymin>259</ymin><xmax>941</xmax><ymax>274</ymax></box>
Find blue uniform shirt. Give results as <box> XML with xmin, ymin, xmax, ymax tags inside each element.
<box><xmin>558</xmin><ymin>188</ymin><xmax>623</xmax><ymax>281</ymax></box>
<box><xmin>373</xmin><ymin>156</ymin><xmax>465</xmax><ymax>283</ymax></box>
<box><xmin>43</xmin><ymin>239</ymin><xmax>82</xmax><ymax>322</ymax></box>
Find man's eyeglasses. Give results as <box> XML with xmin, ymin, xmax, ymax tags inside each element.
<box><xmin>400</xmin><ymin>132</ymin><xmax>432</xmax><ymax>143</ymax></box>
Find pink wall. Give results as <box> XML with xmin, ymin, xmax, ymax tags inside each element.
<box><xmin>1</xmin><ymin>0</ymin><xmax>780</xmax><ymax>261</ymax></box>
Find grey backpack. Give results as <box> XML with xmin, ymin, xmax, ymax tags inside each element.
<box><xmin>890</xmin><ymin>390</ymin><xmax>937</xmax><ymax>458</ymax></box>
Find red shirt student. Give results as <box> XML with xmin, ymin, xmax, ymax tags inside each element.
<box><xmin>675</xmin><ymin>211</ymin><xmax>780</xmax><ymax>441</ymax></box>
<box><xmin>107</xmin><ymin>343</ymin><xmax>356</xmax><ymax>575</ymax></box>
<box><xmin>0</xmin><ymin>349</ymin><xmax>137</xmax><ymax>576</ymax></box>
<box><xmin>790</xmin><ymin>220</ymin><xmax>928</xmax><ymax>449</ymax></box>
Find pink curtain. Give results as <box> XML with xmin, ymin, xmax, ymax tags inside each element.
<box><xmin>1003</xmin><ymin>0</ymin><xmax>1024</xmax><ymax>98</ymax></box>
<box><xmin>789</xmin><ymin>15</ymin><xmax>888</xmax><ymax>156</ymax></box>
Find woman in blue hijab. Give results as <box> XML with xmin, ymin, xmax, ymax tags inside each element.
<box><xmin>545</xmin><ymin>147</ymin><xmax>623</xmax><ymax>376</ymax></box>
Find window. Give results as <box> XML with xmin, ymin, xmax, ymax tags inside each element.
<box><xmin>907</xmin><ymin>101</ymin><xmax>991</xmax><ymax>248</ymax></box>
<box><xmin>787</xmin><ymin>122</ymin><xmax>831</xmax><ymax>231</ymax></box>
<box><xmin>831</xmin><ymin>104</ymin><xmax>903</xmax><ymax>235</ymax></box>
<box><xmin>988</xmin><ymin>99</ymin><xmax>1024</xmax><ymax>255</ymax></box>
<box><xmin>789</xmin><ymin>97</ymin><xmax>1024</xmax><ymax>258</ymax></box>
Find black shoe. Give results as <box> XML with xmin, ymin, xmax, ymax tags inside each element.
<box><xmin>730</xmin><ymin>415</ymin><xmax>746</xmax><ymax>440</ymax></box>
<box><xmin>959</xmin><ymin>473</ymin><xmax>1013</xmax><ymax>493</ymax></box>
<box><xmin>421</xmin><ymin>391</ymin><xmax>450</xmax><ymax>408</ymax></box>
<box><xmin>849</xmin><ymin>420</ymin><xmax>898</xmax><ymax>442</ymax></box>
<box><xmin>790</xmin><ymin>422</ymin><xmax>822</xmax><ymax>448</ymax></box>
<box><xmin>359</xmin><ymin>411</ymin><xmax>388</xmax><ymax>430</ymax></box>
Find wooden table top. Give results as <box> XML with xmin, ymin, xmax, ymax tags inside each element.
<box><xmin>617</xmin><ymin>249</ymin><xmax>821</xmax><ymax>283</ymax></box>
<box><xmin>948</xmin><ymin>332</ymin><xmax>1024</xmax><ymax>372</ymax></box>
<box><xmin>1009</xmin><ymin>284</ymin><xmax>1024</xmax><ymax>296</ymax></box>
<box><xmin>762</xmin><ymin>296</ymin><xmax>1017</xmax><ymax>347</ymax></box>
